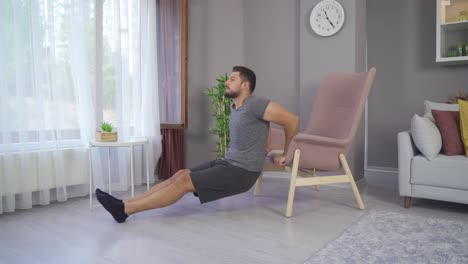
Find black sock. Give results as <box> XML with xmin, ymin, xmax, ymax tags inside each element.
<box><xmin>96</xmin><ymin>188</ymin><xmax>122</xmax><ymax>204</ymax></box>
<box><xmin>95</xmin><ymin>188</ymin><xmax>128</xmax><ymax>223</ymax></box>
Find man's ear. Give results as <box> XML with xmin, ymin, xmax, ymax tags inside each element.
<box><xmin>241</xmin><ymin>81</ymin><xmax>249</xmax><ymax>91</ymax></box>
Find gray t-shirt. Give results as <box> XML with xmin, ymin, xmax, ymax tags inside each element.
<box><xmin>224</xmin><ymin>95</ymin><xmax>270</xmax><ymax>172</ymax></box>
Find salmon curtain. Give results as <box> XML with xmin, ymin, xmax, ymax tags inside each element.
<box><xmin>158</xmin><ymin>128</ymin><xmax>184</xmax><ymax>180</ymax></box>
<box><xmin>157</xmin><ymin>0</ymin><xmax>184</xmax><ymax>180</ymax></box>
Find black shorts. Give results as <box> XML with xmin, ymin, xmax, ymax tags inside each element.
<box><xmin>189</xmin><ymin>159</ymin><xmax>261</xmax><ymax>204</ymax></box>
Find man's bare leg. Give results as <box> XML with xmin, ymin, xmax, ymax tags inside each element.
<box><xmin>95</xmin><ymin>170</ymin><xmax>195</xmax><ymax>223</ymax></box>
<box><xmin>125</xmin><ymin>169</ymin><xmax>189</xmax><ymax>203</ymax></box>
<box><xmin>124</xmin><ymin>170</ymin><xmax>196</xmax><ymax>215</ymax></box>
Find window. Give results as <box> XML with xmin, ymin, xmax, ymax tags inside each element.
<box><xmin>0</xmin><ymin>0</ymin><xmax>95</xmax><ymax>147</ymax></box>
<box><xmin>0</xmin><ymin>0</ymin><xmax>187</xmax><ymax>150</ymax></box>
<box><xmin>95</xmin><ymin>0</ymin><xmax>188</xmax><ymax>130</ymax></box>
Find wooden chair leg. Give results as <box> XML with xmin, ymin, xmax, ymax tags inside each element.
<box><xmin>285</xmin><ymin>149</ymin><xmax>300</xmax><ymax>218</ymax></box>
<box><xmin>313</xmin><ymin>168</ymin><xmax>319</xmax><ymax>191</ymax></box>
<box><xmin>254</xmin><ymin>173</ymin><xmax>263</xmax><ymax>196</ymax></box>
<box><xmin>404</xmin><ymin>196</ymin><xmax>411</xmax><ymax>208</ymax></box>
<box><xmin>339</xmin><ymin>153</ymin><xmax>365</xmax><ymax>210</ymax></box>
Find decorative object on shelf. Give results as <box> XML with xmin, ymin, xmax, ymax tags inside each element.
<box><xmin>205</xmin><ymin>74</ymin><xmax>230</xmax><ymax>158</ymax></box>
<box><xmin>96</xmin><ymin>121</ymin><xmax>118</xmax><ymax>142</ymax></box>
<box><xmin>457</xmin><ymin>11</ymin><xmax>468</xmax><ymax>21</ymax></box>
<box><xmin>447</xmin><ymin>47</ymin><xmax>458</xmax><ymax>57</ymax></box>
<box><xmin>309</xmin><ymin>0</ymin><xmax>345</xmax><ymax>37</ymax></box>
<box><xmin>456</xmin><ymin>43</ymin><xmax>466</xmax><ymax>56</ymax></box>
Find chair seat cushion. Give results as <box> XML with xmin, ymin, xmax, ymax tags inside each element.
<box><xmin>411</xmin><ymin>154</ymin><xmax>468</xmax><ymax>190</ymax></box>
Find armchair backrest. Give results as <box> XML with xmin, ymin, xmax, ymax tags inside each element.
<box><xmin>304</xmin><ymin>68</ymin><xmax>376</xmax><ymax>153</ymax></box>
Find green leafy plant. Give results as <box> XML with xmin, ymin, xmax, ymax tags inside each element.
<box><xmin>204</xmin><ymin>74</ymin><xmax>231</xmax><ymax>158</ymax></box>
<box><xmin>100</xmin><ymin>122</ymin><xmax>114</xmax><ymax>132</ymax></box>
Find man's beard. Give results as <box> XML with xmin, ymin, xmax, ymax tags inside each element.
<box><xmin>224</xmin><ymin>89</ymin><xmax>239</xmax><ymax>99</ymax></box>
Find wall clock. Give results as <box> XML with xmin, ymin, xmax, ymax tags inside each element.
<box><xmin>310</xmin><ymin>0</ymin><xmax>345</xmax><ymax>37</ymax></box>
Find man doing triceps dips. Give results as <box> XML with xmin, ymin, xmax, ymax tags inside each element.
<box><xmin>96</xmin><ymin>66</ymin><xmax>299</xmax><ymax>223</ymax></box>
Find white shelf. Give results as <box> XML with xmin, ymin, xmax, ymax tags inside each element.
<box><xmin>436</xmin><ymin>0</ymin><xmax>468</xmax><ymax>65</ymax></box>
<box><xmin>441</xmin><ymin>20</ymin><xmax>468</xmax><ymax>31</ymax></box>
<box><xmin>436</xmin><ymin>55</ymin><xmax>468</xmax><ymax>64</ymax></box>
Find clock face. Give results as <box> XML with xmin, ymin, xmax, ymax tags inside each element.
<box><xmin>310</xmin><ymin>0</ymin><xmax>345</xmax><ymax>37</ymax></box>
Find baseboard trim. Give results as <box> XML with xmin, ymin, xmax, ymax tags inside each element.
<box><xmin>365</xmin><ymin>166</ymin><xmax>399</xmax><ymax>192</ymax></box>
<box><xmin>365</xmin><ymin>166</ymin><xmax>398</xmax><ymax>174</ymax></box>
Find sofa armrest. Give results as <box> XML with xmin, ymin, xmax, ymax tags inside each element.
<box><xmin>398</xmin><ymin>130</ymin><xmax>418</xmax><ymax>197</ymax></box>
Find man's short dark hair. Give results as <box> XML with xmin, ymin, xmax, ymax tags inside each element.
<box><xmin>232</xmin><ymin>66</ymin><xmax>256</xmax><ymax>93</ymax></box>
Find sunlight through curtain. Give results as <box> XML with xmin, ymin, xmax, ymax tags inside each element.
<box><xmin>0</xmin><ymin>0</ymin><xmax>161</xmax><ymax>214</ymax></box>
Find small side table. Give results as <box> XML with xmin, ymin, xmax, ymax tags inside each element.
<box><xmin>89</xmin><ymin>137</ymin><xmax>151</xmax><ymax>209</ymax></box>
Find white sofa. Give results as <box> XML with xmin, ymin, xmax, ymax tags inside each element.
<box><xmin>398</xmin><ymin>131</ymin><xmax>468</xmax><ymax>208</ymax></box>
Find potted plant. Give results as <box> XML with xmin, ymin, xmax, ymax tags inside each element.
<box><xmin>205</xmin><ymin>74</ymin><xmax>230</xmax><ymax>158</ymax></box>
<box><xmin>96</xmin><ymin>121</ymin><xmax>118</xmax><ymax>142</ymax></box>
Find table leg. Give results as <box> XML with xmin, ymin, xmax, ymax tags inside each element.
<box><xmin>89</xmin><ymin>146</ymin><xmax>93</xmax><ymax>210</ymax></box>
<box><xmin>108</xmin><ymin>147</ymin><xmax>111</xmax><ymax>195</ymax></box>
<box><xmin>130</xmin><ymin>145</ymin><xmax>134</xmax><ymax>197</ymax></box>
<box><xmin>146</xmin><ymin>143</ymin><xmax>150</xmax><ymax>191</ymax></box>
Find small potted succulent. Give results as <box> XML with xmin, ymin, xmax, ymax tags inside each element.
<box><xmin>96</xmin><ymin>121</ymin><xmax>118</xmax><ymax>142</ymax></box>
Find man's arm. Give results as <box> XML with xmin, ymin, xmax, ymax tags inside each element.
<box><xmin>263</xmin><ymin>102</ymin><xmax>299</xmax><ymax>165</ymax></box>
<box><xmin>266</xmin><ymin>128</ymin><xmax>272</xmax><ymax>155</ymax></box>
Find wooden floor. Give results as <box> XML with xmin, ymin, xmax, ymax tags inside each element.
<box><xmin>1</xmin><ymin>172</ymin><xmax>468</xmax><ymax>264</ymax></box>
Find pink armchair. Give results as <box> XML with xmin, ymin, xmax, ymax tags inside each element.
<box><xmin>257</xmin><ymin>68</ymin><xmax>376</xmax><ymax>217</ymax></box>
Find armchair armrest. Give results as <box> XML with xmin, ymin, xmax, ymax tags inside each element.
<box><xmin>398</xmin><ymin>130</ymin><xmax>417</xmax><ymax>197</ymax></box>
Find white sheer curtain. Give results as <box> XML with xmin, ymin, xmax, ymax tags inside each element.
<box><xmin>0</xmin><ymin>0</ymin><xmax>161</xmax><ymax>214</ymax></box>
<box><xmin>92</xmin><ymin>0</ymin><xmax>161</xmax><ymax>192</ymax></box>
<box><xmin>158</xmin><ymin>0</ymin><xmax>181</xmax><ymax>124</ymax></box>
<box><xmin>0</xmin><ymin>0</ymin><xmax>95</xmax><ymax>214</ymax></box>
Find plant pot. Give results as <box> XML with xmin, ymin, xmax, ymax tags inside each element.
<box><xmin>96</xmin><ymin>131</ymin><xmax>118</xmax><ymax>142</ymax></box>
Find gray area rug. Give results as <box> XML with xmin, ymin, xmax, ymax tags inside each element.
<box><xmin>305</xmin><ymin>210</ymin><xmax>468</xmax><ymax>264</ymax></box>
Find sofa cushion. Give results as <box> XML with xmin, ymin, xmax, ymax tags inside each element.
<box><xmin>411</xmin><ymin>154</ymin><xmax>468</xmax><ymax>190</ymax></box>
<box><xmin>432</xmin><ymin>109</ymin><xmax>464</xmax><ymax>155</ymax></box>
<box><xmin>423</xmin><ymin>100</ymin><xmax>459</xmax><ymax>123</ymax></box>
<box><xmin>410</xmin><ymin>114</ymin><xmax>442</xmax><ymax>160</ymax></box>
<box><xmin>459</xmin><ymin>99</ymin><xmax>468</xmax><ymax>157</ymax></box>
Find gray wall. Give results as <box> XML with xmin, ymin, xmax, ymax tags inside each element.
<box><xmin>300</xmin><ymin>0</ymin><xmax>365</xmax><ymax>125</ymax></box>
<box><xmin>243</xmin><ymin>0</ymin><xmax>299</xmax><ymax>115</ymax></box>
<box><xmin>186</xmin><ymin>0</ymin><xmax>368</xmax><ymax>180</ymax></box>
<box><xmin>300</xmin><ymin>0</ymin><xmax>367</xmax><ymax>179</ymax></box>
<box><xmin>367</xmin><ymin>0</ymin><xmax>468</xmax><ymax>168</ymax></box>
<box><xmin>186</xmin><ymin>0</ymin><xmax>244</xmax><ymax>167</ymax></box>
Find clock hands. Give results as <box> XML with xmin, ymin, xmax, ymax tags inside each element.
<box><xmin>322</xmin><ymin>9</ymin><xmax>335</xmax><ymax>28</ymax></box>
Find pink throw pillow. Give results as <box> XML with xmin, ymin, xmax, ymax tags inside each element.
<box><xmin>431</xmin><ymin>109</ymin><xmax>464</xmax><ymax>155</ymax></box>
